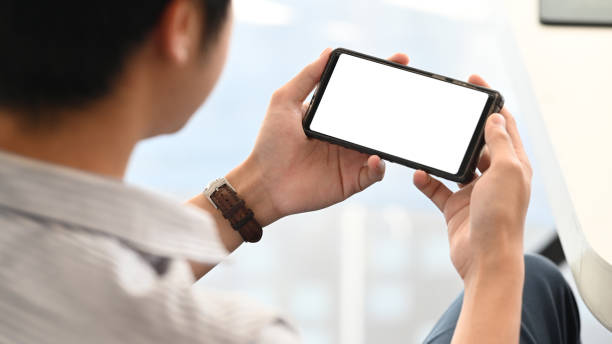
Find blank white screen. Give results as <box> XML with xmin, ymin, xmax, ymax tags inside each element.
<box><xmin>310</xmin><ymin>54</ymin><xmax>489</xmax><ymax>174</ymax></box>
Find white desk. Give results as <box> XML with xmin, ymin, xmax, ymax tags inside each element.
<box><xmin>503</xmin><ymin>0</ymin><xmax>612</xmax><ymax>331</ymax></box>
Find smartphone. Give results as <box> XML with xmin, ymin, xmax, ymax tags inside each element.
<box><xmin>302</xmin><ymin>48</ymin><xmax>504</xmax><ymax>184</ymax></box>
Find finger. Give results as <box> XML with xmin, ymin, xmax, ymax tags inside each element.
<box><xmin>358</xmin><ymin>155</ymin><xmax>386</xmax><ymax>191</ymax></box>
<box><xmin>468</xmin><ymin>74</ymin><xmax>530</xmax><ymax>167</ymax></box>
<box><xmin>498</xmin><ymin>108</ymin><xmax>531</xmax><ymax>172</ymax></box>
<box><xmin>277</xmin><ymin>48</ymin><xmax>332</xmax><ymax>104</ymax></box>
<box><xmin>387</xmin><ymin>53</ymin><xmax>409</xmax><ymax>66</ymax></box>
<box><xmin>477</xmin><ymin>146</ymin><xmax>491</xmax><ymax>173</ymax></box>
<box><xmin>484</xmin><ymin>114</ymin><xmax>518</xmax><ymax>165</ymax></box>
<box><xmin>301</xmin><ymin>102</ymin><xmax>310</xmax><ymax>119</ymax></box>
<box><xmin>413</xmin><ymin>170</ymin><xmax>452</xmax><ymax>212</ymax></box>
<box><xmin>468</xmin><ymin>74</ymin><xmax>491</xmax><ymax>88</ymax></box>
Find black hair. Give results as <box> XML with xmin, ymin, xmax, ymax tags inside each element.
<box><xmin>0</xmin><ymin>0</ymin><xmax>230</xmax><ymax>117</ymax></box>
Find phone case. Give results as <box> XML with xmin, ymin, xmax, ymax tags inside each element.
<box><xmin>302</xmin><ymin>48</ymin><xmax>505</xmax><ymax>184</ymax></box>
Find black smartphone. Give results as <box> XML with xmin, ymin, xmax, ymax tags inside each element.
<box><xmin>302</xmin><ymin>48</ymin><xmax>504</xmax><ymax>184</ymax></box>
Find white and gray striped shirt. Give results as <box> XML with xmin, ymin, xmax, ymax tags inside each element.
<box><xmin>0</xmin><ymin>151</ymin><xmax>298</xmax><ymax>343</ymax></box>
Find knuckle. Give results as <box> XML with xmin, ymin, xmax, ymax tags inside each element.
<box><xmin>497</xmin><ymin>159</ymin><xmax>523</xmax><ymax>173</ymax></box>
<box><xmin>271</xmin><ymin>89</ymin><xmax>286</xmax><ymax>102</ymax></box>
<box><xmin>501</xmin><ymin>109</ymin><xmax>515</xmax><ymax>121</ymax></box>
<box><xmin>507</xmin><ymin>113</ymin><xmax>517</xmax><ymax>126</ymax></box>
<box><xmin>505</xmin><ymin>113</ymin><xmax>518</xmax><ymax>128</ymax></box>
<box><xmin>487</xmin><ymin>125</ymin><xmax>509</xmax><ymax>141</ymax></box>
<box><xmin>523</xmin><ymin>180</ymin><xmax>532</xmax><ymax>194</ymax></box>
<box><xmin>525</xmin><ymin>163</ymin><xmax>534</xmax><ymax>180</ymax></box>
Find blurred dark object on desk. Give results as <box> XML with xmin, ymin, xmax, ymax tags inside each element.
<box><xmin>538</xmin><ymin>232</ymin><xmax>566</xmax><ymax>266</ymax></box>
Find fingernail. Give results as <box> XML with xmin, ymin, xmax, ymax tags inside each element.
<box><xmin>320</xmin><ymin>47</ymin><xmax>331</xmax><ymax>57</ymax></box>
<box><xmin>490</xmin><ymin>113</ymin><xmax>505</xmax><ymax>126</ymax></box>
<box><xmin>378</xmin><ymin>159</ymin><xmax>386</xmax><ymax>170</ymax></box>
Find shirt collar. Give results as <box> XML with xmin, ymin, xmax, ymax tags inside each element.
<box><xmin>0</xmin><ymin>150</ymin><xmax>228</xmax><ymax>264</ymax></box>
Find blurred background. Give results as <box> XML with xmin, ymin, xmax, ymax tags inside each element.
<box><xmin>126</xmin><ymin>0</ymin><xmax>612</xmax><ymax>342</ymax></box>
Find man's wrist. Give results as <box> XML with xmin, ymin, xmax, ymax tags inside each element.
<box><xmin>465</xmin><ymin>246</ymin><xmax>525</xmax><ymax>291</ymax></box>
<box><xmin>455</xmin><ymin>253</ymin><xmax>524</xmax><ymax>344</ymax></box>
<box><xmin>225</xmin><ymin>157</ymin><xmax>280</xmax><ymax>227</ymax></box>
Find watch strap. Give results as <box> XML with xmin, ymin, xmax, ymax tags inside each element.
<box><xmin>208</xmin><ymin>183</ymin><xmax>263</xmax><ymax>243</ymax></box>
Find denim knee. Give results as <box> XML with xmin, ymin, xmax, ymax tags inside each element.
<box><xmin>521</xmin><ymin>254</ymin><xmax>581</xmax><ymax>344</ymax></box>
<box><xmin>524</xmin><ymin>254</ymin><xmax>568</xmax><ymax>289</ymax></box>
<box><xmin>424</xmin><ymin>254</ymin><xmax>581</xmax><ymax>344</ymax></box>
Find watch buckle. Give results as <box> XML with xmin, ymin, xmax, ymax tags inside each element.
<box><xmin>204</xmin><ymin>177</ymin><xmax>236</xmax><ymax>209</ymax></box>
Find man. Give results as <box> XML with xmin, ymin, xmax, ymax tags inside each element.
<box><xmin>0</xmin><ymin>0</ymin><xmax>581</xmax><ymax>343</ymax></box>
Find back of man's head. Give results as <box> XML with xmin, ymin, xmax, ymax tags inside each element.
<box><xmin>0</xmin><ymin>0</ymin><xmax>230</xmax><ymax>123</ymax></box>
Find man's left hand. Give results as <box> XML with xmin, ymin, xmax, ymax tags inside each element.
<box><xmin>227</xmin><ymin>49</ymin><xmax>409</xmax><ymax>226</ymax></box>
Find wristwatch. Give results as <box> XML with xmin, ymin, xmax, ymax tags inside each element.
<box><xmin>204</xmin><ymin>177</ymin><xmax>263</xmax><ymax>243</ymax></box>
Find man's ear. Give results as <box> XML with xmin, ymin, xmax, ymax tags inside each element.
<box><xmin>157</xmin><ymin>0</ymin><xmax>202</xmax><ymax>64</ymax></box>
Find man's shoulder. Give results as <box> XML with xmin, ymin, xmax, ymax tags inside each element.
<box><xmin>0</xmin><ymin>206</ymin><xmax>189</xmax><ymax>286</ymax></box>
<box><xmin>0</xmin><ymin>208</ymin><xmax>202</xmax><ymax>342</ymax></box>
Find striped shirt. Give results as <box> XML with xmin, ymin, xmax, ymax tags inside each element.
<box><xmin>0</xmin><ymin>150</ymin><xmax>298</xmax><ymax>343</ymax></box>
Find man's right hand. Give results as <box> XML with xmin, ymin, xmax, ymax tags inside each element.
<box><xmin>413</xmin><ymin>75</ymin><xmax>533</xmax><ymax>343</ymax></box>
<box><xmin>413</xmin><ymin>75</ymin><xmax>532</xmax><ymax>283</ymax></box>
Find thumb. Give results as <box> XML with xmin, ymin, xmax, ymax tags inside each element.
<box><xmin>277</xmin><ymin>48</ymin><xmax>332</xmax><ymax>104</ymax></box>
<box><xmin>485</xmin><ymin>113</ymin><xmax>517</xmax><ymax>164</ymax></box>
<box><xmin>358</xmin><ymin>155</ymin><xmax>386</xmax><ymax>191</ymax></box>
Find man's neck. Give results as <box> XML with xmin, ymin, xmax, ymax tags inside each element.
<box><xmin>0</xmin><ymin>103</ymin><xmax>146</xmax><ymax>179</ymax></box>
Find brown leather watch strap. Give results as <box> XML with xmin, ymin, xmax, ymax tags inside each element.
<box><xmin>209</xmin><ymin>184</ymin><xmax>263</xmax><ymax>243</ymax></box>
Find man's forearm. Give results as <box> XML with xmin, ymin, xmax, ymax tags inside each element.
<box><xmin>186</xmin><ymin>158</ymin><xmax>279</xmax><ymax>279</ymax></box>
<box><xmin>187</xmin><ymin>193</ymin><xmax>244</xmax><ymax>278</ymax></box>
<box><xmin>452</xmin><ymin>254</ymin><xmax>525</xmax><ymax>344</ymax></box>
